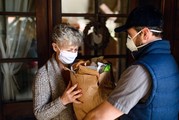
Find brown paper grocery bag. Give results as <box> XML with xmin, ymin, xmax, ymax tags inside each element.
<box><xmin>70</xmin><ymin>59</ymin><xmax>115</xmax><ymax>120</ymax></box>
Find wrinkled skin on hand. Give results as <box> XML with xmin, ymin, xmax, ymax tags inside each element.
<box><xmin>60</xmin><ymin>81</ymin><xmax>83</xmax><ymax>105</ymax></box>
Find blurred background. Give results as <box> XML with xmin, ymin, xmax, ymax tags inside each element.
<box><xmin>0</xmin><ymin>0</ymin><xmax>178</xmax><ymax>119</ymax></box>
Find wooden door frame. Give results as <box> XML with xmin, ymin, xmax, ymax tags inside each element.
<box><xmin>36</xmin><ymin>0</ymin><xmax>52</xmax><ymax>68</ymax></box>
<box><xmin>162</xmin><ymin>0</ymin><xmax>179</xmax><ymax>64</ymax></box>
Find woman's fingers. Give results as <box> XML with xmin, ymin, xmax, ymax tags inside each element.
<box><xmin>73</xmin><ymin>93</ymin><xmax>83</xmax><ymax>104</ymax></box>
<box><xmin>61</xmin><ymin>82</ymin><xmax>83</xmax><ymax>105</ymax></box>
<box><xmin>66</xmin><ymin>81</ymin><xmax>72</xmax><ymax>89</ymax></box>
<box><xmin>72</xmin><ymin>89</ymin><xmax>82</xmax><ymax>96</ymax></box>
<box><xmin>67</xmin><ymin>83</ymin><xmax>78</xmax><ymax>93</ymax></box>
<box><xmin>73</xmin><ymin>99</ymin><xmax>83</xmax><ymax>104</ymax></box>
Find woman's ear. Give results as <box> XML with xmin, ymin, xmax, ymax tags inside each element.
<box><xmin>52</xmin><ymin>43</ymin><xmax>59</xmax><ymax>52</ymax></box>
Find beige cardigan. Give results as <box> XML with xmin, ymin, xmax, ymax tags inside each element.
<box><xmin>33</xmin><ymin>54</ymin><xmax>76</xmax><ymax>120</ymax></box>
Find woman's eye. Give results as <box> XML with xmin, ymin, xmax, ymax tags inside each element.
<box><xmin>66</xmin><ymin>48</ymin><xmax>78</xmax><ymax>52</ymax></box>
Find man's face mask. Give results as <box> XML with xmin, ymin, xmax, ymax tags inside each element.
<box><xmin>126</xmin><ymin>29</ymin><xmax>162</xmax><ymax>52</ymax></box>
<box><xmin>126</xmin><ymin>30</ymin><xmax>142</xmax><ymax>52</ymax></box>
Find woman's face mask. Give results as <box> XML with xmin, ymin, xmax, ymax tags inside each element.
<box><xmin>58</xmin><ymin>50</ymin><xmax>78</xmax><ymax>64</ymax></box>
<box><xmin>56</xmin><ymin>45</ymin><xmax>79</xmax><ymax>64</ymax></box>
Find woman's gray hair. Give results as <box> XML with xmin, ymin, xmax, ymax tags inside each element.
<box><xmin>52</xmin><ymin>23</ymin><xmax>83</xmax><ymax>47</ymax></box>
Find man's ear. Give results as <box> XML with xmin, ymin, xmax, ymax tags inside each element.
<box><xmin>141</xmin><ymin>27</ymin><xmax>151</xmax><ymax>43</ymax></box>
<box><xmin>52</xmin><ymin>43</ymin><xmax>59</xmax><ymax>52</ymax></box>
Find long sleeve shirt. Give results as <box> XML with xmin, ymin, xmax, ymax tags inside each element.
<box><xmin>33</xmin><ymin>54</ymin><xmax>76</xmax><ymax>120</ymax></box>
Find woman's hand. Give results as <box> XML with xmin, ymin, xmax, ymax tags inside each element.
<box><xmin>60</xmin><ymin>81</ymin><xmax>82</xmax><ymax>105</ymax></box>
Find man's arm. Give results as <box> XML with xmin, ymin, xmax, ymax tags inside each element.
<box><xmin>83</xmin><ymin>100</ymin><xmax>124</xmax><ymax>120</ymax></box>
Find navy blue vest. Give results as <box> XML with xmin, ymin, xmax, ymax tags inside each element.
<box><xmin>124</xmin><ymin>40</ymin><xmax>179</xmax><ymax>120</ymax></box>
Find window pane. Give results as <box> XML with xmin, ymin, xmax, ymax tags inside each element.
<box><xmin>0</xmin><ymin>16</ymin><xmax>37</xmax><ymax>59</ymax></box>
<box><xmin>99</xmin><ymin>0</ymin><xmax>130</xmax><ymax>14</ymax></box>
<box><xmin>0</xmin><ymin>0</ymin><xmax>35</xmax><ymax>12</ymax></box>
<box><xmin>62</xmin><ymin>16</ymin><xmax>127</xmax><ymax>55</ymax></box>
<box><xmin>60</xmin><ymin>0</ymin><xmax>131</xmax><ymax>82</ymax></box>
<box><xmin>62</xmin><ymin>0</ymin><xmax>94</xmax><ymax>13</ymax></box>
<box><xmin>79</xmin><ymin>17</ymin><xmax>127</xmax><ymax>56</ymax></box>
<box><xmin>0</xmin><ymin>61</ymin><xmax>38</xmax><ymax>101</ymax></box>
<box><xmin>61</xmin><ymin>0</ymin><xmax>130</xmax><ymax>14</ymax></box>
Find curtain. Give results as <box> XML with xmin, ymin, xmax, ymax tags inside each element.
<box><xmin>0</xmin><ymin>0</ymin><xmax>35</xmax><ymax>100</ymax></box>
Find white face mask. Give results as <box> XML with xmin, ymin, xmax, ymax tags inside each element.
<box><xmin>126</xmin><ymin>29</ymin><xmax>162</xmax><ymax>52</ymax></box>
<box><xmin>126</xmin><ymin>30</ymin><xmax>142</xmax><ymax>52</ymax></box>
<box><xmin>58</xmin><ymin>50</ymin><xmax>78</xmax><ymax>64</ymax></box>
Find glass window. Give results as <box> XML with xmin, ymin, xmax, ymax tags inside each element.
<box><xmin>0</xmin><ymin>16</ymin><xmax>37</xmax><ymax>59</ymax></box>
<box><xmin>0</xmin><ymin>0</ymin><xmax>35</xmax><ymax>12</ymax></box>
<box><xmin>59</xmin><ymin>0</ymin><xmax>131</xmax><ymax>82</ymax></box>
<box><xmin>0</xmin><ymin>62</ymin><xmax>38</xmax><ymax>101</ymax></box>
<box><xmin>61</xmin><ymin>0</ymin><xmax>92</xmax><ymax>13</ymax></box>
<box><xmin>0</xmin><ymin>0</ymin><xmax>36</xmax><ymax>102</ymax></box>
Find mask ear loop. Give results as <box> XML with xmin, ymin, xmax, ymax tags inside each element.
<box><xmin>131</xmin><ymin>30</ymin><xmax>142</xmax><ymax>40</ymax></box>
<box><xmin>134</xmin><ymin>30</ymin><xmax>146</xmax><ymax>49</ymax></box>
<box><xmin>150</xmin><ymin>29</ymin><xmax>162</xmax><ymax>33</ymax></box>
<box><xmin>127</xmin><ymin>35</ymin><xmax>131</xmax><ymax>39</ymax></box>
<box><xmin>137</xmin><ymin>29</ymin><xmax>162</xmax><ymax>49</ymax></box>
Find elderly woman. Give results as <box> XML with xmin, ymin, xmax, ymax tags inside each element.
<box><xmin>33</xmin><ymin>24</ymin><xmax>83</xmax><ymax>120</ymax></box>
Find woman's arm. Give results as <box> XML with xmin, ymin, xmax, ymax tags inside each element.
<box><xmin>33</xmin><ymin>68</ymin><xmax>66</xmax><ymax>120</ymax></box>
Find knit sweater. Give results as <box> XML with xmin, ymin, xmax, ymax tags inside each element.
<box><xmin>33</xmin><ymin>54</ymin><xmax>76</xmax><ymax>120</ymax></box>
